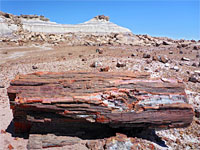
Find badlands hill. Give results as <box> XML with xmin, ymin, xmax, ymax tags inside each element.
<box><xmin>0</xmin><ymin>12</ymin><xmax>137</xmax><ymax>46</ymax></box>
<box><xmin>0</xmin><ymin>12</ymin><xmax>131</xmax><ymax>35</ymax></box>
<box><xmin>0</xmin><ymin>11</ymin><xmax>199</xmax><ymax>47</ymax></box>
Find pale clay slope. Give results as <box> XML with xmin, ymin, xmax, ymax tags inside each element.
<box><xmin>22</xmin><ymin>17</ymin><xmax>132</xmax><ymax>34</ymax></box>
<box><xmin>0</xmin><ymin>16</ymin><xmax>132</xmax><ymax>35</ymax></box>
<box><xmin>0</xmin><ymin>17</ymin><xmax>18</xmax><ymax>35</ymax></box>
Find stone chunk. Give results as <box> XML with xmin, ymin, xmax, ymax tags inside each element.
<box><xmin>32</xmin><ymin>65</ymin><xmax>38</xmax><ymax>70</ymax></box>
<box><xmin>193</xmin><ymin>45</ymin><xmax>200</xmax><ymax>50</ymax></box>
<box><xmin>195</xmin><ymin>108</ymin><xmax>200</xmax><ymax>118</ymax></box>
<box><xmin>188</xmin><ymin>74</ymin><xmax>199</xmax><ymax>83</ymax></box>
<box><xmin>27</xmin><ymin>134</ymin><xmax>82</xmax><ymax>149</ymax></box>
<box><xmin>159</xmin><ymin>56</ymin><xmax>168</xmax><ymax>63</ymax></box>
<box><xmin>172</xmin><ymin>66</ymin><xmax>179</xmax><ymax>71</ymax></box>
<box><xmin>96</xmin><ymin>48</ymin><xmax>103</xmax><ymax>54</ymax></box>
<box><xmin>100</xmin><ymin>66</ymin><xmax>109</xmax><ymax>72</ymax></box>
<box><xmin>94</xmin><ymin>15</ymin><xmax>109</xmax><ymax>21</ymax></box>
<box><xmin>90</xmin><ymin>61</ymin><xmax>101</xmax><ymax>68</ymax></box>
<box><xmin>181</xmin><ymin>57</ymin><xmax>190</xmax><ymax>61</ymax></box>
<box><xmin>0</xmin><ymin>85</ymin><xmax>4</xmax><ymax>88</ymax></box>
<box><xmin>143</xmin><ymin>53</ymin><xmax>151</xmax><ymax>58</ymax></box>
<box><xmin>116</xmin><ymin>61</ymin><xmax>126</xmax><ymax>67</ymax></box>
<box><xmin>105</xmin><ymin>133</ymin><xmax>155</xmax><ymax>150</ymax></box>
<box><xmin>163</xmin><ymin>41</ymin><xmax>173</xmax><ymax>45</ymax></box>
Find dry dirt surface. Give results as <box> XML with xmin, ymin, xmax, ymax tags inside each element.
<box><xmin>0</xmin><ymin>42</ymin><xmax>200</xmax><ymax>150</ymax></box>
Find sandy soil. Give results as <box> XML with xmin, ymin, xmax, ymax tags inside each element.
<box><xmin>0</xmin><ymin>43</ymin><xmax>200</xmax><ymax>149</ymax></box>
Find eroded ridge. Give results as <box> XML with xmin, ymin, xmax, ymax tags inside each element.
<box><xmin>7</xmin><ymin>71</ymin><xmax>194</xmax><ymax>134</ymax></box>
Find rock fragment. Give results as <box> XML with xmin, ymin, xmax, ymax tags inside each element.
<box><xmin>100</xmin><ymin>66</ymin><xmax>109</xmax><ymax>72</ymax></box>
<box><xmin>195</xmin><ymin>108</ymin><xmax>200</xmax><ymax>118</ymax></box>
<box><xmin>95</xmin><ymin>15</ymin><xmax>109</xmax><ymax>21</ymax></box>
<box><xmin>86</xmin><ymin>140</ymin><xmax>105</xmax><ymax>150</ymax></box>
<box><xmin>146</xmin><ymin>59</ymin><xmax>152</xmax><ymax>64</ymax></box>
<box><xmin>90</xmin><ymin>61</ymin><xmax>100</xmax><ymax>68</ymax></box>
<box><xmin>193</xmin><ymin>45</ymin><xmax>200</xmax><ymax>50</ymax></box>
<box><xmin>0</xmin><ymin>85</ymin><xmax>5</xmax><ymax>88</ymax></box>
<box><xmin>155</xmin><ymin>41</ymin><xmax>162</xmax><ymax>46</ymax></box>
<box><xmin>152</xmin><ymin>55</ymin><xmax>168</xmax><ymax>63</ymax></box>
<box><xmin>181</xmin><ymin>43</ymin><xmax>188</xmax><ymax>48</ymax></box>
<box><xmin>7</xmin><ymin>144</ymin><xmax>14</xmax><ymax>150</ymax></box>
<box><xmin>96</xmin><ymin>48</ymin><xmax>103</xmax><ymax>54</ymax></box>
<box><xmin>172</xmin><ymin>66</ymin><xmax>179</xmax><ymax>71</ymax></box>
<box><xmin>32</xmin><ymin>65</ymin><xmax>38</xmax><ymax>69</ymax></box>
<box><xmin>116</xmin><ymin>61</ymin><xmax>126</xmax><ymax>67</ymax></box>
<box><xmin>152</xmin><ymin>55</ymin><xmax>159</xmax><ymax>61</ymax></box>
<box><xmin>143</xmin><ymin>53</ymin><xmax>151</xmax><ymax>58</ymax></box>
<box><xmin>163</xmin><ymin>41</ymin><xmax>172</xmax><ymax>45</ymax></box>
<box><xmin>165</xmin><ymin>63</ymin><xmax>170</xmax><ymax>67</ymax></box>
<box><xmin>131</xmin><ymin>53</ymin><xmax>135</xmax><ymax>57</ymax></box>
<box><xmin>192</xmin><ymin>63</ymin><xmax>197</xmax><ymax>67</ymax></box>
<box><xmin>181</xmin><ymin>57</ymin><xmax>190</xmax><ymax>61</ymax></box>
<box><xmin>105</xmin><ymin>133</ymin><xmax>155</xmax><ymax>150</ymax></box>
<box><xmin>194</xmin><ymin>70</ymin><xmax>200</xmax><ymax>75</ymax></box>
<box><xmin>27</xmin><ymin>134</ymin><xmax>82</xmax><ymax>149</ymax></box>
<box><xmin>179</xmin><ymin>50</ymin><xmax>183</xmax><ymax>54</ymax></box>
<box><xmin>82</xmin><ymin>58</ymin><xmax>87</xmax><ymax>61</ymax></box>
<box><xmin>188</xmin><ymin>74</ymin><xmax>199</xmax><ymax>83</ymax></box>
<box><xmin>159</xmin><ymin>56</ymin><xmax>168</xmax><ymax>63</ymax></box>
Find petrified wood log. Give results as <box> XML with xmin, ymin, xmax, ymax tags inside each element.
<box><xmin>7</xmin><ymin>71</ymin><xmax>194</xmax><ymax>133</ymax></box>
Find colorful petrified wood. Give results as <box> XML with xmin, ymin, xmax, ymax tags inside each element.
<box><xmin>7</xmin><ymin>71</ymin><xmax>194</xmax><ymax>133</ymax></box>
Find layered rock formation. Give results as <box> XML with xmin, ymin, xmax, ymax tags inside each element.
<box><xmin>0</xmin><ymin>11</ymin><xmax>136</xmax><ymax>46</ymax></box>
<box><xmin>0</xmin><ymin>12</ymin><xmax>131</xmax><ymax>34</ymax></box>
<box><xmin>21</xmin><ymin>14</ymin><xmax>131</xmax><ymax>34</ymax></box>
<box><xmin>1</xmin><ymin>11</ymin><xmax>198</xmax><ymax>47</ymax></box>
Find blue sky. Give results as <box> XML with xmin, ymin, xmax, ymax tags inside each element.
<box><xmin>0</xmin><ymin>0</ymin><xmax>199</xmax><ymax>40</ymax></box>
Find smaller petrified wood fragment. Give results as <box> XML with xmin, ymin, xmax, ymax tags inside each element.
<box><xmin>7</xmin><ymin>71</ymin><xmax>194</xmax><ymax>134</ymax></box>
<box><xmin>27</xmin><ymin>134</ymin><xmax>82</xmax><ymax>149</ymax></box>
<box><xmin>27</xmin><ymin>133</ymin><xmax>155</xmax><ymax>150</ymax></box>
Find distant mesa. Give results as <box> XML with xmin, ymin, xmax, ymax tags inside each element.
<box><xmin>0</xmin><ymin>11</ymin><xmax>136</xmax><ymax>46</ymax></box>
<box><xmin>0</xmin><ymin>11</ymin><xmax>196</xmax><ymax>46</ymax></box>
<box><xmin>0</xmin><ymin>11</ymin><xmax>131</xmax><ymax>35</ymax></box>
